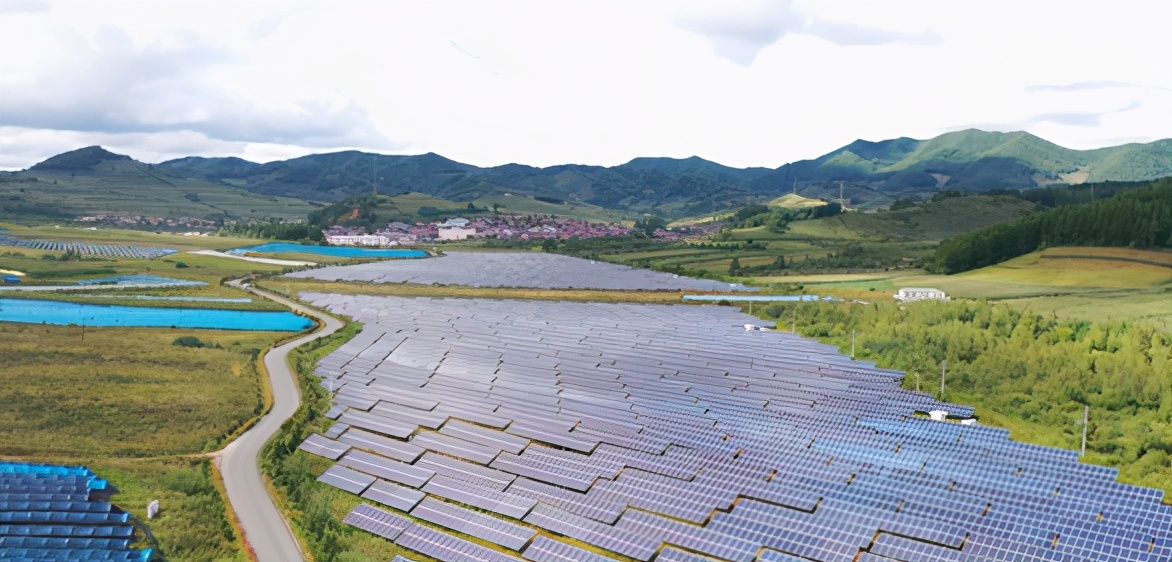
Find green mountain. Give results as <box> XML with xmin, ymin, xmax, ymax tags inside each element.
<box><xmin>0</xmin><ymin>146</ymin><xmax>315</xmax><ymax>223</ymax></box>
<box><xmin>7</xmin><ymin>130</ymin><xmax>1169</xmax><ymax>221</ymax></box>
<box><xmin>751</xmin><ymin>130</ymin><xmax>1172</xmax><ymax>194</ymax></box>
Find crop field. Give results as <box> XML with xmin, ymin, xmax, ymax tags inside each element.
<box><xmin>3</xmin><ymin>224</ymin><xmax>267</xmax><ymax>252</ymax></box>
<box><xmin>0</xmin><ymin>322</ymin><xmax>284</xmax><ymax>560</ymax></box>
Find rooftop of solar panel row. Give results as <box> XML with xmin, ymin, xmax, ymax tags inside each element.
<box><xmin>0</xmin><ymin>463</ymin><xmax>152</xmax><ymax>562</ymax></box>
<box><xmin>296</xmin><ymin>294</ymin><xmax>1172</xmax><ymax>562</ymax></box>
<box><xmin>285</xmin><ymin>250</ymin><xmax>756</xmax><ymax>291</ymax></box>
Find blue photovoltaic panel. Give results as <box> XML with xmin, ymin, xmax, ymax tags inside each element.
<box><xmin>302</xmin><ymin>295</ymin><xmax>1172</xmax><ymax>562</ymax></box>
<box><xmin>0</xmin><ymin>462</ymin><xmax>149</xmax><ymax>562</ymax></box>
<box><xmin>342</xmin><ymin>503</ymin><xmax>411</xmax><ymax>541</ymax></box>
<box><xmin>316</xmin><ymin>464</ymin><xmax>375</xmax><ymax>495</ymax></box>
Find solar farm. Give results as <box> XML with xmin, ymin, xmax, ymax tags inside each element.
<box><xmin>0</xmin><ymin>462</ymin><xmax>152</xmax><ymax>562</ymax></box>
<box><xmin>0</xmin><ymin>234</ymin><xmax>176</xmax><ymax>259</ymax></box>
<box><xmin>295</xmin><ymin>293</ymin><xmax>1172</xmax><ymax>562</ymax></box>
<box><xmin>286</xmin><ymin>251</ymin><xmax>754</xmax><ymax>291</ymax></box>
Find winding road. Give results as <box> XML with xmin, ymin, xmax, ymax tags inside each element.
<box><xmin>216</xmin><ymin>283</ymin><xmax>343</xmax><ymax>562</ymax></box>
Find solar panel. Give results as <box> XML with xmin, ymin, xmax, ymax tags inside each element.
<box><xmin>300</xmin><ymin>294</ymin><xmax>1172</xmax><ymax>562</ymax></box>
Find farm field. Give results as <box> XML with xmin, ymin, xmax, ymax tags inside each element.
<box><xmin>754</xmin><ymin>247</ymin><xmax>1172</xmax><ymax>326</ymax></box>
<box><xmin>0</xmin><ymin>323</ymin><xmax>285</xmax><ymax>560</ymax></box>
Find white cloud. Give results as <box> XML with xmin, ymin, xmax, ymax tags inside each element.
<box><xmin>1</xmin><ymin>0</ymin><xmax>1170</xmax><ymax>170</ymax></box>
<box><xmin>674</xmin><ymin>0</ymin><xmax>939</xmax><ymax>66</ymax></box>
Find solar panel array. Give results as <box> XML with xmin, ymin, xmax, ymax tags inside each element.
<box><xmin>286</xmin><ymin>251</ymin><xmax>755</xmax><ymax>291</ymax></box>
<box><xmin>298</xmin><ymin>293</ymin><xmax>1172</xmax><ymax>562</ymax></box>
<box><xmin>0</xmin><ymin>235</ymin><xmax>176</xmax><ymax>259</ymax></box>
<box><xmin>0</xmin><ymin>462</ymin><xmax>152</xmax><ymax>562</ymax></box>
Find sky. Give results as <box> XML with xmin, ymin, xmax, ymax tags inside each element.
<box><xmin>1</xmin><ymin>0</ymin><xmax>1170</xmax><ymax>170</ymax></box>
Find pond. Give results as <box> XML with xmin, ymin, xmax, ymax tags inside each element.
<box><xmin>228</xmin><ymin>243</ymin><xmax>428</xmax><ymax>259</ymax></box>
<box><xmin>0</xmin><ymin>298</ymin><xmax>314</xmax><ymax>331</ymax></box>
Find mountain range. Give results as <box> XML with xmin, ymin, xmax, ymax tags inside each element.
<box><xmin>3</xmin><ymin>129</ymin><xmax>1170</xmax><ymax>221</ymax></box>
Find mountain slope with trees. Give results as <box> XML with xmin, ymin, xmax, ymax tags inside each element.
<box><xmin>931</xmin><ymin>178</ymin><xmax>1172</xmax><ymax>273</ymax></box>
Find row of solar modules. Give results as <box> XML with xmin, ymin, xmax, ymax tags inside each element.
<box><xmin>0</xmin><ymin>235</ymin><xmax>176</xmax><ymax>259</ymax></box>
<box><xmin>299</xmin><ymin>295</ymin><xmax>1172</xmax><ymax>561</ymax></box>
<box><xmin>0</xmin><ymin>463</ymin><xmax>152</xmax><ymax>562</ymax></box>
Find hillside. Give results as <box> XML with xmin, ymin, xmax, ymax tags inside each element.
<box><xmin>1</xmin><ymin>147</ymin><xmax>315</xmax><ymax>223</ymax></box>
<box><xmin>932</xmin><ymin>178</ymin><xmax>1172</xmax><ymax>273</ymax></box>
<box><xmin>749</xmin><ymin>130</ymin><xmax>1172</xmax><ymax>195</ymax></box>
<box><xmin>151</xmin><ymin>130</ymin><xmax>1172</xmax><ymax>216</ymax></box>
<box><xmin>8</xmin><ymin>130</ymin><xmax>1170</xmax><ymax>221</ymax></box>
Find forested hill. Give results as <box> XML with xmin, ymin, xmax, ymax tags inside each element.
<box><xmin>931</xmin><ymin>178</ymin><xmax>1172</xmax><ymax>273</ymax></box>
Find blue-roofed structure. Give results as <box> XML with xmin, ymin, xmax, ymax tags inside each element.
<box><xmin>0</xmin><ymin>462</ymin><xmax>152</xmax><ymax>562</ymax></box>
<box><xmin>299</xmin><ymin>295</ymin><xmax>1172</xmax><ymax>562</ymax></box>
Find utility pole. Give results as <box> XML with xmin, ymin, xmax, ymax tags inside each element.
<box><xmin>850</xmin><ymin>330</ymin><xmax>856</xmax><ymax>359</ymax></box>
<box><xmin>940</xmin><ymin>359</ymin><xmax>947</xmax><ymax>397</ymax></box>
<box><xmin>915</xmin><ymin>372</ymin><xmax>921</xmax><ymax>393</ymax></box>
<box><xmin>839</xmin><ymin>181</ymin><xmax>844</xmax><ymax>205</ymax></box>
<box><xmin>372</xmin><ymin>155</ymin><xmax>378</xmax><ymax>196</ymax></box>
<box><xmin>791</xmin><ymin>306</ymin><xmax>797</xmax><ymax>334</ymax></box>
<box><xmin>1081</xmin><ymin>405</ymin><xmax>1090</xmax><ymax>457</ymax></box>
<box><xmin>792</xmin><ymin>179</ymin><xmax>797</xmax><ymax>195</ymax></box>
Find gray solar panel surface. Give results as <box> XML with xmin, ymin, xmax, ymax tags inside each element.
<box><xmin>285</xmin><ymin>251</ymin><xmax>755</xmax><ymax>291</ymax></box>
<box><xmin>298</xmin><ymin>294</ymin><xmax>1172</xmax><ymax>561</ymax></box>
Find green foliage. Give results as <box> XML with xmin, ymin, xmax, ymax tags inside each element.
<box><xmin>172</xmin><ymin>336</ymin><xmax>205</xmax><ymax>348</ymax></box>
<box><xmin>932</xmin><ymin>178</ymin><xmax>1172</xmax><ymax>273</ymax></box>
<box><xmin>633</xmin><ymin>215</ymin><xmax>667</xmax><ymax>236</ymax></box>
<box><xmin>222</xmin><ymin>219</ymin><xmax>324</xmax><ymax>242</ymax></box>
<box><xmin>762</xmin><ymin>299</ymin><xmax>1172</xmax><ymax>495</ymax></box>
<box><xmin>174</xmin><ymin>261</ymin><xmax>189</xmax><ymax>268</ymax></box>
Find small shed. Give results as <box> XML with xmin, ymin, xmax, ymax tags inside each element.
<box><xmin>895</xmin><ymin>287</ymin><xmax>948</xmax><ymax>302</ymax></box>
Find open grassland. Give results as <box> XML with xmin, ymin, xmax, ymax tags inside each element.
<box><xmin>0</xmin><ymin>323</ymin><xmax>286</xmax><ymax>560</ymax></box>
<box><xmin>751</xmin><ymin>248</ymin><xmax>1172</xmax><ymax>327</ymax></box>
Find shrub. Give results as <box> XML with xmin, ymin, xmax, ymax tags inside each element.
<box><xmin>173</xmin><ymin>336</ymin><xmax>206</xmax><ymax>348</ymax></box>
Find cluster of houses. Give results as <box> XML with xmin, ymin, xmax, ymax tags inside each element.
<box><xmin>77</xmin><ymin>214</ymin><xmax>221</xmax><ymax>229</ymax></box>
<box><xmin>324</xmin><ymin>215</ymin><xmax>637</xmax><ymax>246</ymax></box>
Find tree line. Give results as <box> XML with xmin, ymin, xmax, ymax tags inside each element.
<box><xmin>930</xmin><ymin>178</ymin><xmax>1172</xmax><ymax>273</ymax></box>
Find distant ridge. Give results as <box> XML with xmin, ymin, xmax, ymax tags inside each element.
<box><xmin>8</xmin><ymin>130</ymin><xmax>1172</xmax><ymax>218</ymax></box>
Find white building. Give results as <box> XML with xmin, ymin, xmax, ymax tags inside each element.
<box><xmin>325</xmin><ymin>234</ymin><xmax>394</xmax><ymax>247</ymax></box>
<box><xmin>895</xmin><ymin>287</ymin><xmax>949</xmax><ymax>302</ymax></box>
<box><xmin>437</xmin><ymin>227</ymin><xmax>476</xmax><ymax>241</ymax></box>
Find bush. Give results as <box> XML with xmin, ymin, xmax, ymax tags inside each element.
<box><xmin>175</xmin><ymin>261</ymin><xmax>189</xmax><ymax>269</ymax></box>
<box><xmin>173</xmin><ymin>336</ymin><xmax>206</xmax><ymax>348</ymax></box>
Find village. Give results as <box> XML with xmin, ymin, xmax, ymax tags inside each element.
<box><xmin>322</xmin><ymin>214</ymin><xmax>718</xmax><ymax>246</ymax></box>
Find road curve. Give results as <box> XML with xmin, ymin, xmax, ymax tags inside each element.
<box><xmin>217</xmin><ymin>284</ymin><xmax>344</xmax><ymax>562</ymax></box>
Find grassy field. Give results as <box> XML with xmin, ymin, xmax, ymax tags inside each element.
<box><xmin>750</xmin><ymin>247</ymin><xmax>1172</xmax><ymax>327</ymax></box>
<box><xmin>0</xmin><ymin>323</ymin><xmax>285</xmax><ymax>560</ymax></box>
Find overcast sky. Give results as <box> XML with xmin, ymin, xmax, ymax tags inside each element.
<box><xmin>1</xmin><ymin>0</ymin><xmax>1170</xmax><ymax>170</ymax></box>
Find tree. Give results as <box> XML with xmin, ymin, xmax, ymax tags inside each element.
<box><xmin>728</xmin><ymin>257</ymin><xmax>741</xmax><ymax>275</ymax></box>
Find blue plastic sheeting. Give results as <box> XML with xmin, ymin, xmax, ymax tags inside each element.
<box><xmin>0</xmin><ymin>462</ymin><xmax>150</xmax><ymax>562</ymax></box>
<box><xmin>0</xmin><ymin>464</ymin><xmax>93</xmax><ymax>478</ymax></box>
<box><xmin>89</xmin><ymin>295</ymin><xmax>253</xmax><ymax>303</ymax></box>
<box><xmin>0</xmin><ymin>299</ymin><xmax>314</xmax><ymax>331</ymax></box>
<box><xmin>682</xmin><ymin>294</ymin><xmax>835</xmax><ymax>302</ymax></box>
<box><xmin>76</xmin><ymin>274</ymin><xmax>204</xmax><ymax>287</ymax></box>
<box><xmin>229</xmin><ymin>243</ymin><xmax>428</xmax><ymax>259</ymax></box>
